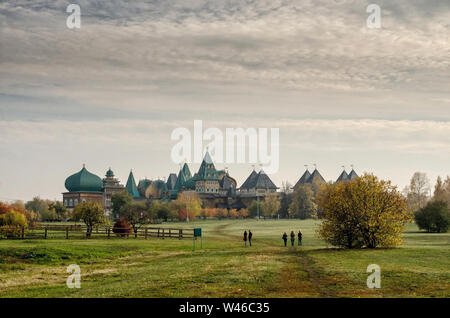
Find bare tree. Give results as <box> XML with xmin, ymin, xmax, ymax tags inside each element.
<box><xmin>409</xmin><ymin>172</ymin><xmax>430</xmax><ymax>210</ymax></box>
<box><xmin>281</xmin><ymin>180</ymin><xmax>293</xmax><ymax>194</ymax></box>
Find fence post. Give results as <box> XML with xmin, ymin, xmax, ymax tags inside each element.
<box><xmin>65</xmin><ymin>226</ymin><xmax>69</xmax><ymax>239</ymax></box>
<box><xmin>135</xmin><ymin>229</ymin><xmax>138</xmax><ymax>239</ymax></box>
<box><xmin>179</xmin><ymin>229</ymin><xmax>182</xmax><ymax>240</ymax></box>
<box><xmin>162</xmin><ymin>228</ymin><xmax>165</xmax><ymax>239</ymax></box>
<box><xmin>169</xmin><ymin>229</ymin><xmax>171</xmax><ymax>238</ymax></box>
<box><xmin>107</xmin><ymin>227</ymin><xmax>111</xmax><ymax>239</ymax></box>
<box><xmin>145</xmin><ymin>228</ymin><xmax>148</xmax><ymax>240</ymax></box>
<box><xmin>44</xmin><ymin>226</ymin><xmax>48</xmax><ymax>239</ymax></box>
<box><xmin>157</xmin><ymin>228</ymin><xmax>160</xmax><ymax>238</ymax></box>
<box><xmin>21</xmin><ymin>226</ymin><xmax>25</xmax><ymax>239</ymax></box>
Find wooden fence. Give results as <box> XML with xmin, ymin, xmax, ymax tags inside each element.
<box><xmin>0</xmin><ymin>224</ymin><xmax>195</xmax><ymax>240</ymax></box>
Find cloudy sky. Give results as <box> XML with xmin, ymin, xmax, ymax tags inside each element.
<box><xmin>0</xmin><ymin>0</ymin><xmax>449</xmax><ymax>201</ymax></box>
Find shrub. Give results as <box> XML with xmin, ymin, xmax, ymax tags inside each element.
<box><xmin>414</xmin><ymin>201</ymin><xmax>449</xmax><ymax>233</ymax></box>
<box><xmin>112</xmin><ymin>218</ymin><xmax>133</xmax><ymax>237</ymax></box>
<box><xmin>317</xmin><ymin>174</ymin><xmax>411</xmax><ymax>248</ymax></box>
<box><xmin>0</xmin><ymin>210</ymin><xmax>28</xmax><ymax>238</ymax></box>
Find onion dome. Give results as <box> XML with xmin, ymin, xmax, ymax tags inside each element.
<box><xmin>65</xmin><ymin>165</ymin><xmax>103</xmax><ymax>192</ymax></box>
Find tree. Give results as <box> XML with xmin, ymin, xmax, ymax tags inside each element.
<box><xmin>119</xmin><ymin>201</ymin><xmax>153</xmax><ymax>235</ymax></box>
<box><xmin>0</xmin><ymin>210</ymin><xmax>28</xmax><ymax>238</ymax></box>
<box><xmin>174</xmin><ymin>192</ymin><xmax>202</xmax><ymax>221</ymax></box>
<box><xmin>261</xmin><ymin>193</ymin><xmax>280</xmax><ymax>219</ymax></box>
<box><xmin>280</xmin><ymin>181</ymin><xmax>293</xmax><ymax>194</ymax></box>
<box><xmin>214</xmin><ymin>208</ymin><xmax>227</xmax><ymax>220</ymax></box>
<box><xmin>288</xmin><ymin>185</ymin><xmax>317</xmax><ymax>219</ymax></box>
<box><xmin>111</xmin><ymin>191</ymin><xmax>133</xmax><ymax>219</ymax></box>
<box><xmin>48</xmin><ymin>201</ymin><xmax>68</xmax><ymax>221</ymax></box>
<box><xmin>72</xmin><ymin>201</ymin><xmax>106</xmax><ymax>238</ymax></box>
<box><xmin>278</xmin><ymin>192</ymin><xmax>292</xmax><ymax>218</ymax></box>
<box><xmin>112</xmin><ymin>217</ymin><xmax>133</xmax><ymax>237</ymax></box>
<box><xmin>414</xmin><ymin>201</ymin><xmax>449</xmax><ymax>233</ymax></box>
<box><xmin>248</xmin><ymin>200</ymin><xmax>262</xmax><ymax>218</ymax></box>
<box><xmin>407</xmin><ymin>172</ymin><xmax>430</xmax><ymax>211</ymax></box>
<box><xmin>236</xmin><ymin>208</ymin><xmax>249</xmax><ymax>218</ymax></box>
<box><xmin>25</xmin><ymin>197</ymin><xmax>51</xmax><ymax>216</ymax></box>
<box><xmin>317</xmin><ymin>174</ymin><xmax>411</xmax><ymax>249</ymax></box>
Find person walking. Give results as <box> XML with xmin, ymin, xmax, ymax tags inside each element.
<box><xmin>282</xmin><ymin>232</ymin><xmax>288</xmax><ymax>247</ymax></box>
<box><xmin>248</xmin><ymin>230</ymin><xmax>253</xmax><ymax>247</ymax></box>
<box><xmin>298</xmin><ymin>230</ymin><xmax>303</xmax><ymax>246</ymax></box>
<box><xmin>243</xmin><ymin>230</ymin><xmax>248</xmax><ymax>247</ymax></box>
<box><xmin>290</xmin><ymin>231</ymin><xmax>295</xmax><ymax>247</ymax></box>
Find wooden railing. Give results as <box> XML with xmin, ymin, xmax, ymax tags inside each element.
<box><xmin>0</xmin><ymin>224</ymin><xmax>195</xmax><ymax>240</ymax></box>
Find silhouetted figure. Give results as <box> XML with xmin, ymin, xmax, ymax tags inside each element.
<box><xmin>298</xmin><ymin>230</ymin><xmax>303</xmax><ymax>246</ymax></box>
<box><xmin>282</xmin><ymin>232</ymin><xmax>288</xmax><ymax>246</ymax></box>
<box><xmin>248</xmin><ymin>230</ymin><xmax>253</xmax><ymax>247</ymax></box>
<box><xmin>290</xmin><ymin>231</ymin><xmax>295</xmax><ymax>246</ymax></box>
<box><xmin>243</xmin><ymin>230</ymin><xmax>248</xmax><ymax>247</ymax></box>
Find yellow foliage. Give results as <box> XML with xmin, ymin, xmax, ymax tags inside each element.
<box><xmin>317</xmin><ymin>174</ymin><xmax>412</xmax><ymax>248</ymax></box>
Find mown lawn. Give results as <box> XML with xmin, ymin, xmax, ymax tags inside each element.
<box><xmin>0</xmin><ymin>220</ymin><xmax>448</xmax><ymax>298</ymax></box>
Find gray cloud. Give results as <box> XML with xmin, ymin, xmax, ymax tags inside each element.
<box><xmin>0</xmin><ymin>0</ymin><xmax>449</xmax><ymax>200</ymax></box>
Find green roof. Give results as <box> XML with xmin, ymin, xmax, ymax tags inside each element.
<box><xmin>194</xmin><ymin>152</ymin><xmax>221</xmax><ymax>180</ymax></box>
<box><xmin>65</xmin><ymin>166</ymin><xmax>103</xmax><ymax>192</ymax></box>
<box><xmin>105</xmin><ymin>168</ymin><xmax>114</xmax><ymax>178</ymax></box>
<box><xmin>126</xmin><ymin>170</ymin><xmax>140</xmax><ymax>198</ymax></box>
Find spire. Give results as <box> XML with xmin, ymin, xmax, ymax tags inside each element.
<box><xmin>126</xmin><ymin>170</ymin><xmax>140</xmax><ymax>198</ymax></box>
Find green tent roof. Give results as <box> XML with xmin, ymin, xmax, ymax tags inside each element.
<box><xmin>126</xmin><ymin>170</ymin><xmax>140</xmax><ymax>198</ymax></box>
<box><xmin>195</xmin><ymin>151</ymin><xmax>221</xmax><ymax>180</ymax></box>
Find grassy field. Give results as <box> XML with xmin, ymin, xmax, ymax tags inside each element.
<box><xmin>0</xmin><ymin>219</ymin><xmax>449</xmax><ymax>298</ymax></box>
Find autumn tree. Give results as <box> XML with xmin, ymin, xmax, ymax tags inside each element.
<box><xmin>119</xmin><ymin>201</ymin><xmax>153</xmax><ymax>235</ymax></box>
<box><xmin>0</xmin><ymin>210</ymin><xmax>28</xmax><ymax>238</ymax></box>
<box><xmin>288</xmin><ymin>185</ymin><xmax>317</xmax><ymax>219</ymax></box>
<box><xmin>73</xmin><ymin>201</ymin><xmax>106</xmax><ymax>238</ymax></box>
<box><xmin>317</xmin><ymin>174</ymin><xmax>411</xmax><ymax>249</ymax></box>
<box><xmin>236</xmin><ymin>208</ymin><xmax>249</xmax><ymax>218</ymax></box>
<box><xmin>174</xmin><ymin>192</ymin><xmax>202</xmax><ymax>221</ymax></box>
<box><xmin>214</xmin><ymin>208</ymin><xmax>227</xmax><ymax>220</ymax></box>
<box><xmin>260</xmin><ymin>193</ymin><xmax>280</xmax><ymax>218</ymax></box>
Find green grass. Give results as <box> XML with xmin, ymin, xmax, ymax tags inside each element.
<box><xmin>0</xmin><ymin>220</ymin><xmax>448</xmax><ymax>298</ymax></box>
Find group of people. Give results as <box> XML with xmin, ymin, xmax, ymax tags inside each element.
<box><xmin>243</xmin><ymin>230</ymin><xmax>253</xmax><ymax>247</ymax></box>
<box><xmin>282</xmin><ymin>231</ymin><xmax>302</xmax><ymax>247</ymax></box>
<box><xmin>242</xmin><ymin>230</ymin><xmax>303</xmax><ymax>247</ymax></box>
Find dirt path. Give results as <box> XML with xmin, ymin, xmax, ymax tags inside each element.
<box><xmin>211</xmin><ymin>221</ymin><xmax>340</xmax><ymax>297</ymax></box>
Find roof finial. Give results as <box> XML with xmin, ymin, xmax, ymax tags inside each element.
<box><xmin>304</xmin><ymin>164</ymin><xmax>308</xmax><ymax>171</ymax></box>
<box><xmin>342</xmin><ymin>165</ymin><xmax>346</xmax><ymax>171</ymax></box>
<box><xmin>83</xmin><ymin>163</ymin><xmax>86</xmax><ymax>168</ymax></box>
<box><xmin>350</xmin><ymin>164</ymin><xmax>354</xmax><ymax>170</ymax></box>
<box><xmin>313</xmin><ymin>163</ymin><xmax>317</xmax><ymax>170</ymax></box>
<box><xmin>252</xmin><ymin>164</ymin><xmax>255</xmax><ymax>171</ymax></box>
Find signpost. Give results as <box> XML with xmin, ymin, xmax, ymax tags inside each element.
<box><xmin>193</xmin><ymin>228</ymin><xmax>202</xmax><ymax>251</ymax></box>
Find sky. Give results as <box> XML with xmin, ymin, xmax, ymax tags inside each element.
<box><xmin>0</xmin><ymin>0</ymin><xmax>449</xmax><ymax>201</ymax></box>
